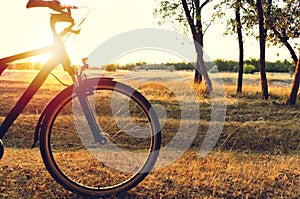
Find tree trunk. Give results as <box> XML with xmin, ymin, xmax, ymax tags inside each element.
<box><xmin>193</xmin><ymin>32</ymin><xmax>204</xmax><ymax>85</ymax></box>
<box><xmin>194</xmin><ymin>3</ymin><xmax>204</xmax><ymax>85</ymax></box>
<box><xmin>256</xmin><ymin>0</ymin><xmax>269</xmax><ymax>100</ymax></box>
<box><xmin>236</xmin><ymin>0</ymin><xmax>244</xmax><ymax>93</ymax></box>
<box><xmin>181</xmin><ymin>0</ymin><xmax>213</xmax><ymax>89</ymax></box>
<box><xmin>287</xmin><ymin>53</ymin><xmax>300</xmax><ymax>105</ymax></box>
<box><xmin>194</xmin><ymin>60</ymin><xmax>203</xmax><ymax>84</ymax></box>
<box><xmin>194</xmin><ymin>40</ymin><xmax>212</xmax><ymax>92</ymax></box>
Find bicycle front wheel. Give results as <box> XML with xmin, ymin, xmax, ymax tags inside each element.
<box><xmin>39</xmin><ymin>78</ymin><xmax>161</xmax><ymax>197</ymax></box>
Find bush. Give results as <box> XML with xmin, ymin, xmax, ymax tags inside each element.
<box><xmin>288</xmin><ymin>64</ymin><xmax>296</xmax><ymax>75</ymax></box>
<box><xmin>167</xmin><ymin>65</ymin><xmax>175</xmax><ymax>72</ymax></box>
<box><xmin>245</xmin><ymin>59</ymin><xmax>259</xmax><ymax>72</ymax></box>
<box><xmin>214</xmin><ymin>59</ymin><xmax>238</xmax><ymax>72</ymax></box>
<box><xmin>244</xmin><ymin>64</ymin><xmax>256</xmax><ymax>74</ymax></box>
<box><xmin>104</xmin><ymin>64</ymin><xmax>117</xmax><ymax>72</ymax></box>
<box><xmin>209</xmin><ymin>65</ymin><xmax>219</xmax><ymax>73</ymax></box>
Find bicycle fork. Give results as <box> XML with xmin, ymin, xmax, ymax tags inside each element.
<box><xmin>0</xmin><ymin>139</ymin><xmax>3</xmax><ymax>159</ymax></box>
<box><xmin>74</xmin><ymin>75</ymin><xmax>108</xmax><ymax>144</ymax></box>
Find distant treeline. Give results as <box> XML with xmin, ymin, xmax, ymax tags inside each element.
<box><xmin>213</xmin><ymin>59</ymin><xmax>295</xmax><ymax>74</ymax></box>
<box><xmin>7</xmin><ymin>59</ymin><xmax>295</xmax><ymax>74</ymax></box>
<box><xmin>7</xmin><ymin>62</ymin><xmax>42</xmax><ymax>70</ymax></box>
<box><xmin>103</xmin><ymin>59</ymin><xmax>295</xmax><ymax>74</ymax></box>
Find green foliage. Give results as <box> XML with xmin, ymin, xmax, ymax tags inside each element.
<box><xmin>266</xmin><ymin>1</ymin><xmax>300</xmax><ymax>48</ymax></box>
<box><xmin>214</xmin><ymin>0</ymin><xmax>299</xmax><ymax>62</ymax></box>
<box><xmin>288</xmin><ymin>64</ymin><xmax>296</xmax><ymax>75</ymax></box>
<box><xmin>118</xmin><ymin>61</ymin><xmax>218</xmax><ymax>71</ymax></box>
<box><xmin>214</xmin><ymin>59</ymin><xmax>238</xmax><ymax>72</ymax></box>
<box><xmin>244</xmin><ymin>58</ymin><xmax>295</xmax><ymax>73</ymax></box>
<box><xmin>153</xmin><ymin>0</ymin><xmax>188</xmax><ymax>33</ymax></box>
<box><xmin>172</xmin><ymin>62</ymin><xmax>194</xmax><ymax>70</ymax></box>
<box><xmin>154</xmin><ymin>0</ymin><xmax>214</xmax><ymax>36</ymax></box>
<box><xmin>244</xmin><ymin>58</ymin><xmax>259</xmax><ymax>71</ymax></box>
<box><xmin>7</xmin><ymin>59</ymin><xmax>294</xmax><ymax>73</ymax></box>
<box><xmin>104</xmin><ymin>64</ymin><xmax>118</xmax><ymax>72</ymax></box>
<box><xmin>266</xmin><ymin>60</ymin><xmax>293</xmax><ymax>73</ymax></box>
<box><xmin>119</xmin><ymin>62</ymin><xmax>195</xmax><ymax>71</ymax></box>
<box><xmin>120</xmin><ymin>63</ymin><xmax>138</xmax><ymax>71</ymax></box>
<box><xmin>213</xmin><ymin>0</ymin><xmax>256</xmax><ymax>37</ymax></box>
<box><xmin>213</xmin><ymin>58</ymin><xmax>294</xmax><ymax>74</ymax></box>
<box><xmin>244</xmin><ymin>64</ymin><xmax>256</xmax><ymax>74</ymax></box>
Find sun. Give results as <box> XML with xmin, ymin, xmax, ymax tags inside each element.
<box><xmin>29</xmin><ymin>54</ymin><xmax>52</xmax><ymax>65</ymax></box>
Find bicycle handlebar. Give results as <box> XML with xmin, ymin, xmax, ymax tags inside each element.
<box><xmin>27</xmin><ymin>1</ymin><xmax>84</xmax><ymax>39</ymax></box>
<box><xmin>51</xmin><ymin>8</ymin><xmax>84</xmax><ymax>39</ymax></box>
<box><xmin>50</xmin><ymin>12</ymin><xmax>74</xmax><ymax>36</ymax></box>
<box><xmin>26</xmin><ymin>0</ymin><xmax>78</xmax><ymax>13</ymax></box>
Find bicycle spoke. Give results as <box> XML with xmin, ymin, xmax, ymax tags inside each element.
<box><xmin>40</xmin><ymin>79</ymin><xmax>160</xmax><ymax>196</ymax></box>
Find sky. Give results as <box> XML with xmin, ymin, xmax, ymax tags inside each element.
<box><xmin>0</xmin><ymin>0</ymin><xmax>297</xmax><ymax>65</ymax></box>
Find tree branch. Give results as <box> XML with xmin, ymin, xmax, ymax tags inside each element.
<box><xmin>181</xmin><ymin>0</ymin><xmax>197</xmax><ymax>36</ymax></box>
<box><xmin>270</xmin><ymin>26</ymin><xmax>298</xmax><ymax>64</ymax></box>
<box><xmin>203</xmin><ymin>20</ymin><xmax>213</xmax><ymax>34</ymax></box>
<box><xmin>200</xmin><ymin>0</ymin><xmax>213</xmax><ymax>11</ymax></box>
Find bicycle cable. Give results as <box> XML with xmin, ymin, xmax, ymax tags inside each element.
<box><xmin>50</xmin><ymin>72</ymin><xmax>70</xmax><ymax>87</ymax></box>
<box><xmin>53</xmin><ymin>7</ymin><xmax>90</xmax><ymax>87</ymax></box>
<box><xmin>64</xmin><ymin>6</ymin><xmax>90</xmax><ymax>42</ymax></box>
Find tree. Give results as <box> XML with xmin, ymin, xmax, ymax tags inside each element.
<box><xmin>235</xmin><ymin>0</ymin><xmax>244</xmax><ymax>93</ymax></box>
<box><xmin>215</xmin><ymin>0</ymin><xmax>299</xmax><ymax>99</ymax></box>
<box><xmin>287</xmin><ymin>53</ymin><xmax>300</xmax><ymax>105</ymax></box>
<box><xmin>256</xmin><ymin>0</ymin><xmax>269</xmax><ymax>100</ymax></box>
<box><xmin>231</xmin><ymin>0</ymin><xmax>272</xmax><ymax>100</ymax></box>
<box><xmin>213</xmin><ymin>0</ymin><xmax>246</xmax><ymax>93</ymax></box>
<box><xmin>154</xmin><ymin>0</ymin><xmax>213</xmax><ymax>90</ymax></box>
<box><xmin>231</xmin><ymin>0</ymin><xmax>270</xmax><ymax>99</ymax></box>
<box><xmin>264</xmin><ymin>1</ymin><xmax>300</xmax><ymax>104</ymax></box>
<box><xmin>265</xmin><ymin>1</ymin><xmax>299</xmax><ymax>65</ymax></box>
<box><xmin>244</xmin><ymin>0</ymin><xmax>300</xmax><ymax>100</ymax></box>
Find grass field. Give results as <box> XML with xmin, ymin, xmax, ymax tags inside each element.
<box><xmin>0</xmin><ymin>69</ymin><xmax>299</xmax><ymax>198</ymax></box>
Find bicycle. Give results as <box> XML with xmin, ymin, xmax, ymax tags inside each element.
<box><xmin>0</xmin><ymin>5</ymin><xmax>161</xmax><ymax>197</ymax></box>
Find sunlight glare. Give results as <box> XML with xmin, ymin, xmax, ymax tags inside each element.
<box><xmin>29</xmin><ymin>54</ymin><xmax>52</xmax><ymax>65</ymax></box>
<box><xmin>113</xmin><ymin>50</ymin><xmax>186</xmax><ymax>65</ymax></box>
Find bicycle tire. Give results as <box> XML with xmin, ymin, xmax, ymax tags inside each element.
<box><xmin>39</xmin><ymin>78</ymin><xmax>161</xmax><ymax>197</ymax></box>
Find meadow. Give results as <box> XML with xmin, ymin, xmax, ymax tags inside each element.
<box><xmin>0</xmin><ymin>69</ymin><xmax>299</xmax><ymax>198</ymax></box>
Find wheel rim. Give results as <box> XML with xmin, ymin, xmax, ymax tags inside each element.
<box><xmin>41</xmin><ymin>82</ymin><xmax>160</xmax><ymax>195</ymax></box>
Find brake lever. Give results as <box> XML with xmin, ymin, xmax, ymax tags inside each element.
<box><xmin>70</xmin><ymin>28</ymin><xmax>81</xmax><ymax>35</ymax></box>
<box><xmin>59</xmin><ymin>26</ymin><xmax>81</xmax><ymax>37</ymax></box>
<box><xmin>64</xmin><ymin>5</ymin><xmax>78</xmax><ymax>12</ymax></box>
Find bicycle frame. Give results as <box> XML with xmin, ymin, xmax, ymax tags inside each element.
<box><xmin>0</xmin><ymin>15</ymin><xmax>74</xmax><ymax>140</ymax></box>
<box><xmin>0</xmin><ymin>47</ymin><xmax>68</xmax><ymax>139</ymax></box>
<box><xmin>0</xmin><ymin>12</ymin><xmax>106</xmax><ymax>145</ymax></box>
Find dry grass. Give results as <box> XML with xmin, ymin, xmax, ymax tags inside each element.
<box><xmin>0</xmin><ymin>70</ymin><xmax>299</xmax><ymax>198</ymax></box>
<box><xmin>0</xmin><ymin>149</ymin><xmax>299</xmax><ymax>198</ymax></box>
<box><xmin>141</xmin><ymin>151</ymin><xmax>300</xmax><ymax>198</ymax></box>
